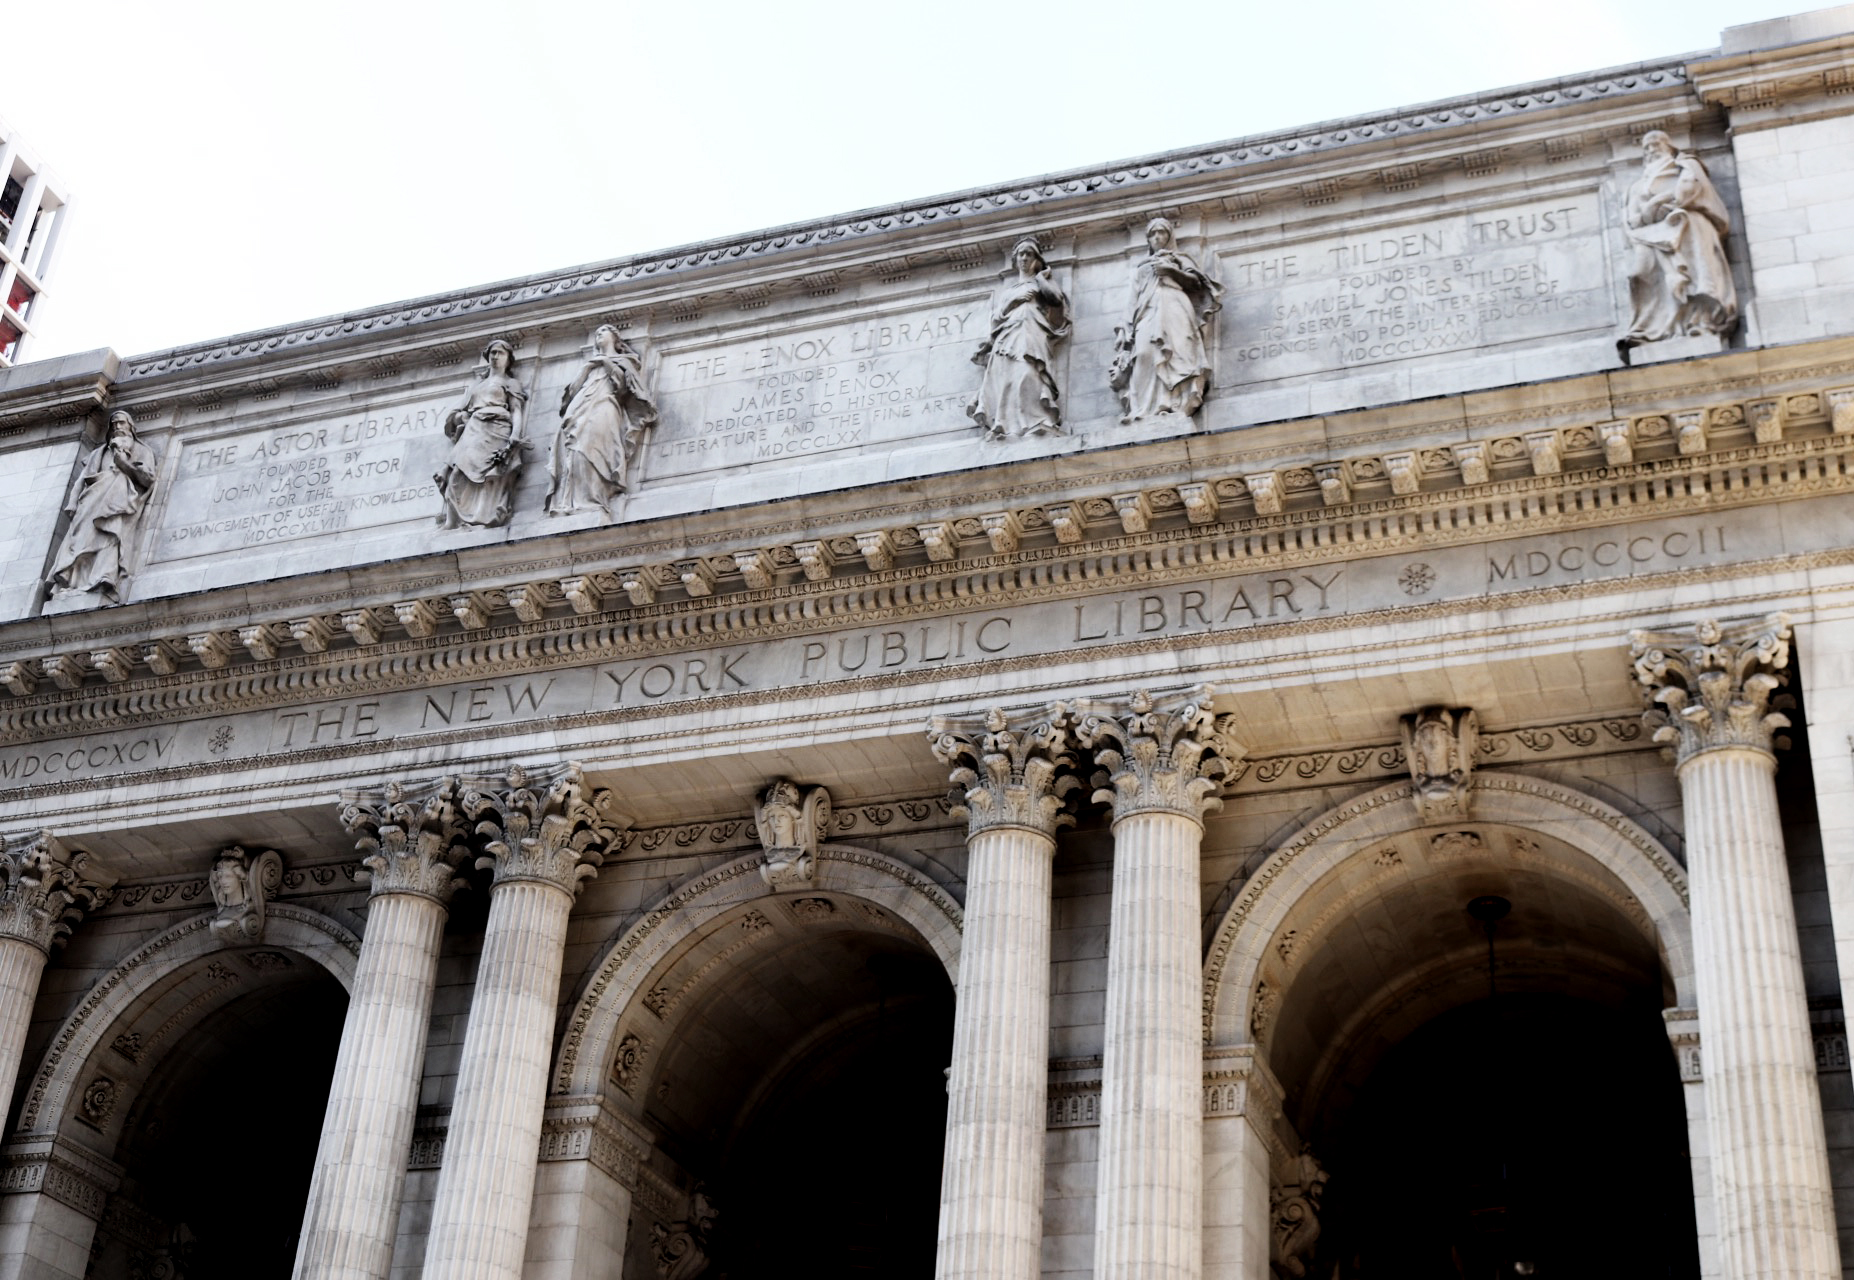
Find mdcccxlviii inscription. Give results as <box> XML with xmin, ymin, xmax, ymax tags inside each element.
<box><xmin>152</xmin><ymin>399</ymin><xmax>453</xmax><ymax>562</ymax></box>
<box><xmin>648</xmin><ymin>300</ymin><xmax>986</xmax><ymax>478</ymax></box>
<box><xmin>1221</xmin><ymin>194</ymin><xmax>1610</xmax><ymax>381</ymax></box>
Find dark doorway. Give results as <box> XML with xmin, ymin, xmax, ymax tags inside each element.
<box><xmin>1320</xmin><ymin>992</ymin><xmax>1698</xmax><ymax>1280</ymax></box>
<box><xmin>92</xmin><ymin>968</ymin><xmax>347</xmax><ymax>1279</ymax></box>
<box><xmin>707</xmin><ymin>951</ymin><xmax>953</xmax><ymax>1280</ymax></box>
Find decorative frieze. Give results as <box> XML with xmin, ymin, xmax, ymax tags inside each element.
<box><xmin>1629</xmin><ymin>614</ymin><xmax>1792</xmax><ymax>764</ymax></box>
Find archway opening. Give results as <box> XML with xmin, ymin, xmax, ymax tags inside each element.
<box><xmin>86</xmin><ymin>958</ymin><xmax>347</xmax><ymax>1279</ymax></box>
<box><xmin>626</xmin><ymin>895</ymin><xmax>954</xmax><ymax>1280</ymax></box>
<box><xmin>1252</xmin><ymin>823</ymin><xmax>1698</xmax><ymax>1279</ymax></box>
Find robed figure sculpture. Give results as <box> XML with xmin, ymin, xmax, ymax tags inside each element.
<box><xmin>435</xmin><ymin>338</ymin><xmax>528</xmax><ymax>529</ymax></box>
<box><xmin>47</xmin><ymin>410</ymin><xmax>158</xmax><ymax>604</ymax></box>
<box><xmin>968</xmin><ymin>237</ymin><xmax>1070</xmax><ymax>440</ymax></box>
<box><xmin>546</xmin><ymin>325</ymin><xmax>659</xmax><ymax>518</ymax></box>
<box><xmin>1621</xmin><ymin>130</ymin><xmax>1738</xmax><ymax>348</ymax></box>
<box><xmin>1110</xmin><ymin>216</ymin><xmax>1221</xmax><ymax>423</ymax></box>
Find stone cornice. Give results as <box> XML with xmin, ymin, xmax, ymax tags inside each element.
<box><xmin>1689</xmin><ymin>31</ymin><xmax>1854</xmax><ymax>124</ymax></box>
<box><xmin>2</xmin><ymin>368</ymin><xmax>1850</xmax><ymax>721</ymax></box>
<box><xmin>88</xmin><ymin>58</ymin><xmax>1691</xmax><ymax>394</ymax></box>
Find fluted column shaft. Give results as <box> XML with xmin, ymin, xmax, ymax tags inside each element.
<box><xmin>937</xmin><ymin>822</ymin><xmax>1058</xmax><ymax>1279</ymax></box>
<box><xmin>293</xmin><ymin>891</ymin><xmax>448</xmax><ymax>1280</ymax></box>
<box><xmin>0</xmin><ymin>936</ymin><xmax>46</xmax><ymax>1120</ymax></box>
<box><xmin>1096</xmin><ymin>808</ymin><xmax>1206</xmax><ymax>1280</ymax></box>
<box><xmin>1632</xmin><ymin>616</ymin><xmax>1840</xmax><ymax>1280</ymax></box>
<box><xmin>423</xmin><ymin>878</ymin><xmax>574</xmax><ymax>1280</ymax></box>
<box><xmin>930</xmin><ymin>706</ymin><xmax>1076</xmax><ymax>1280</ymax></box>
<box><xmin>1682</xmin><ymin>746</ymin><xmax>1838</xmax><ymax>1280</ymax></box>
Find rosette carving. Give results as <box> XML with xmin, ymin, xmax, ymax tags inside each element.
<box><xmin>927</xmin><ymin>704</ymin><xmax>1079</xmax><ymax>837</ymax></box>
<box><xmin>1073</xmin><ymin>687</ymin><xmax>1242</xmax><ymax>822</ymax></box>
<box><xmin>1629</xmin><ymin>614</ymin><xmax>1793</xmax><ymax>765</ymax></box>
<box><xmin>339</xmin><ymin>776</ymin><xmax>475</xmax><ymax>904</ymax></box>
<box><xmin>0</xmin><ymin>831</ymin><xmax>112</xmax><ymax>952</ymax></box>
<box><xmin>460</xmin><ymin>762</ymin><xmax>631</xmax><ymax>895</ymax></box>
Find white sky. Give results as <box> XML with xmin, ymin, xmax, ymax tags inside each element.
<box><xmin>5</xmin><ymin>0</ymin><xmax>1824</xmax><ymax>362</ymax></box>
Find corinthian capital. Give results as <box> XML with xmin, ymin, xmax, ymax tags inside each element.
<box><xmin>340</xmin><ymin>776</ymin><xmax>475</xmax><ymax>904</ymax></box>
<box><xmin>0</xmin><ymin>832</ymin><xmax>112</xmax><ymax>952</ymax></box>
<box><xmin>927</xmin><ymin>704</ymin><xmax>1079</xmax><ymax>838</ymax></box>
<box><xmin>460</xmin><ymin>763</ymin><xmax>631</xmax><ymax>895</ymax></box>
<box><xmin>1629</xmin><ymin>614</ymin><xmax>1792</xmax><ymax>765</ymax></box>
<box><xmin>1073</xmin><ymin>687</ymin><xmax>1242</xmax><ymax>822</ymax></box>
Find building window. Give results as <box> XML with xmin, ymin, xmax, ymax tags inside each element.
<box><xmin>6</xmin><ymin>276</ymin><xmax>33</xmax><ymax>320</ymax></box>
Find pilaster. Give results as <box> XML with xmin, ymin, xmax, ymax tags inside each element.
<box><xmin>927</xmin><ymin>704</ymin><xmax>1078</xmax><ymax>1280</ymax></box>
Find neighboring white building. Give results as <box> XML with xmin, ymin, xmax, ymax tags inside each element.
<box><xmin>0</xmin><ymin>116</ymin><xmax>70</xmax><ymax>369</ymax></box>
<box><xmin>0</xmin><ymin>9</ymin><xmax>1852</xmax><ymax>1280</ymax></box>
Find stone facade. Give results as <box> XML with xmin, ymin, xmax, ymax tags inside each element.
<box><xmin>0</xmin><ymin>9</ymin><xmax>1852</xmax><ymax>1278</ymax></box>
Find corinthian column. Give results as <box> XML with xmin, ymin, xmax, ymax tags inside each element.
<box><xmin>1631</xmin><ymin>616</ymin><xmax>1841</xmax><ymax>1280</ymax></box>
<box><xmin>293</xmin><ymin>778</ymin><xmax>473</xmax><ymax>1280</ymax></box>
<box><xmin>420</xmin><ymin>763</ymin><xmax>627</xmax><ymax>1280</ymax></box>
<box><xmin>1075</xmin><ymin>690</ymin><xmax>1240</xmax><ymax>1280</ymax></box>
<box><xmin>0</xmin><ymin>832</ymin><xmax>109</xmax><ymax>1117</ymax></box>
<box><xmin>928</xmin><ymin>705</ymin><xmax>1078</xmax><ymax>1280</ymax></box>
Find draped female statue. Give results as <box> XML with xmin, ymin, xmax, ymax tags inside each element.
<box><xmin>1621</xmin><ymin>130</ymin><xmax>1738</xmax><ymax>347</ymax></box>
<box><xmin>967</xmin><ymin>238</ymin><xmax>1070</xmax><ymax>440</ymax></box>
<box><xmin>47</xmin><ymin>410</ymin><xmax>157</xmax><ymax>603</ymax></box>
<box><xmin>546</xmin><ymin>325</ymin><xmax>659</xmax><ymax>517</ymax></box>
<box><xmin>435</xmin><ymin>338</ymin><xmax>527</xmax><ymax>529</ymax></box>
<box><xmin>1109</xmin><ymin>217</ymin><xmax>1221</xmax><ymax>423</ymax></box>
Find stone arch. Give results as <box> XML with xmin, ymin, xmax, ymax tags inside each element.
<box><xmin>1201</xmin><ymin>772</ymin><xmax>1692</xmax><ymax>1051</ymax></box>
<box><xmin>17</xmin><ymin>903</ymin><xmax>359</xmax><ymax>1136</ymax></box>
<box><xmin>552</xmin><ymin>843</ymin><xmax>962</xmax><ymax>1098</ymax></box>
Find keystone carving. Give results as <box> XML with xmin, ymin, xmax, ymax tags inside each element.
<box><xmin>1629</xmin><ymin>614</ymin><xmax>1792</xmax><ymax>765</ymax></box>
<box><xmin>339</xmin><ymin>776</ymin><xmax>475</xmax><ymax>904</ymax></box>
<box><xmin>0</xmin><ymin>832</ymin><xmax>112</xmax><ymax>953</ymax></box>
<box><xmin>1400</xmin><ymin>706</ymin><xmax>1479</xmax><ymax>822</ymax></box>
<box><xmin>968</xmin><ymin>237</ymin><xmax>1070</xmax><ymax>440</ymax></box>
<box><xmin>753</xmin><ymin>779</ymin><xmax>832</xmax><ymax>889</ymax></box>
<box><xmin>1073</xmin><ymin>687</ymin><xmax>1241</xmax><ymax>822</ymax></box>
<box><xmin>208</xmin><ymin>846</ymin><xmax>283</xmax><ymax>943</ymax></box>
<box><xmin>928</xmin><ymin>704</ymin><xmax>1079</xmax><ymax>838</ymax></box>
<box><xmin>460</xmin><ymin>762</ymin><xmax>630</xmax><ymax>895</ymax></box>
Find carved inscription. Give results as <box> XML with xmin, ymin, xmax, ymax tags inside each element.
<box><xmin>0</xmin><ymin>507</ymin><xmax>1796</xmax><ymax>790</ymax></box>
<box><xmin>152</xmin><ymin>400</ymin><xmax>452</xmax><ymax>561</ymax></box>
<box><xmin>1221</xmin><ymin>195</ymin><xmax>1609</xmax><ymax>380</ymax></box>
<box><xmin>650</xmin><ymin>303</ymin><xmax>985</xmax><ymax>477</ymax></box>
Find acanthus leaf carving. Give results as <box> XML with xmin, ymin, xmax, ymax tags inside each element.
<box><xmin>1629</xmin><ymin>614</ymin><xmax>1792</xmax><ymax>764</ymax></box>
<box><xmin>0</xmin><ymin>831</ymin><xmax>112</xmax><ymax>953</ymax></box>
<box><xmin>461</xmin><ymin>762</ymin><xmax>631</xmax><ymax>895</ymax></box>
<box><xmin>339</xmin><ymin>775</ymin><xmax>475</xmax><ymax>905</ymax></box>
<box><xmin>927</xmin><ymin>703</ymin><xmax>1079</xmax><ymax>838</ymax></box>
<box><xmin>1073</xmin><ymin>687</ymin><xmax>1242</xmax><ymax>822</ymax></box>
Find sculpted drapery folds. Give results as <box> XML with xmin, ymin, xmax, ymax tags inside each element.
<box><xmin>435</xmin><ymin>338</ymin><xmax>528</xmax><ymax>530</ymax></box>
<box><xmin>1073</xmin><ymin>687</ymin><xmax>1242</xmax><ymax>821</ymax></box>
<box><xmin>1109</xmin><ymin>217</ymin><xmax>1222</xmax><ymax>424</ymax></box>
<box><xmin>546</xmin><ymin>325</ymin><xmax>660</xmax><ymax>517</ymax></box>
<box><xmin>1629</xmin><ymin>613</ymin><xmax>1793</xmax><ymax>765</ymax></box>
<box><xmin>1622</xmin><ymin>130</ymin><xmax>1738</xmax><ymax>347</ymax></box>
<box><xmin>928</xmin><ymin>703</ymin><xmax>1080</xmax><ymax>837</ymax></box>
<box><xmin>47</xmin><ymin>409</ymin><xmax>157</xmax><ymax>603</ymax></box>
<box><xmin>339</xmin><ymin>775</ymin><xmax>476</xmax><ymax>903</ymax></box>
<box><xmin>0</xmin><ymin>831</ymin><xmax>111</xmax><ymax>952</ymax></box>
<box><xmin>459</xmin><ymin>762</ymin><xmax>630</xmax><ymax>893</ymax></box>
<box><xmin>967</xmin><ymin>238</ymin><xmax>1071</xmax><ymax>440</ymax></box>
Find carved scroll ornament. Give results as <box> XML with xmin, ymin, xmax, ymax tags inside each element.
<box><xmin>753</xmin><ymin>779</ymin><xmax>831</xmax><ymax>889</ymax></box>
<box><xmin>208</xmin><ymin>846</ymin><xmax>283</xmax><ymax>943</ymax></box>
